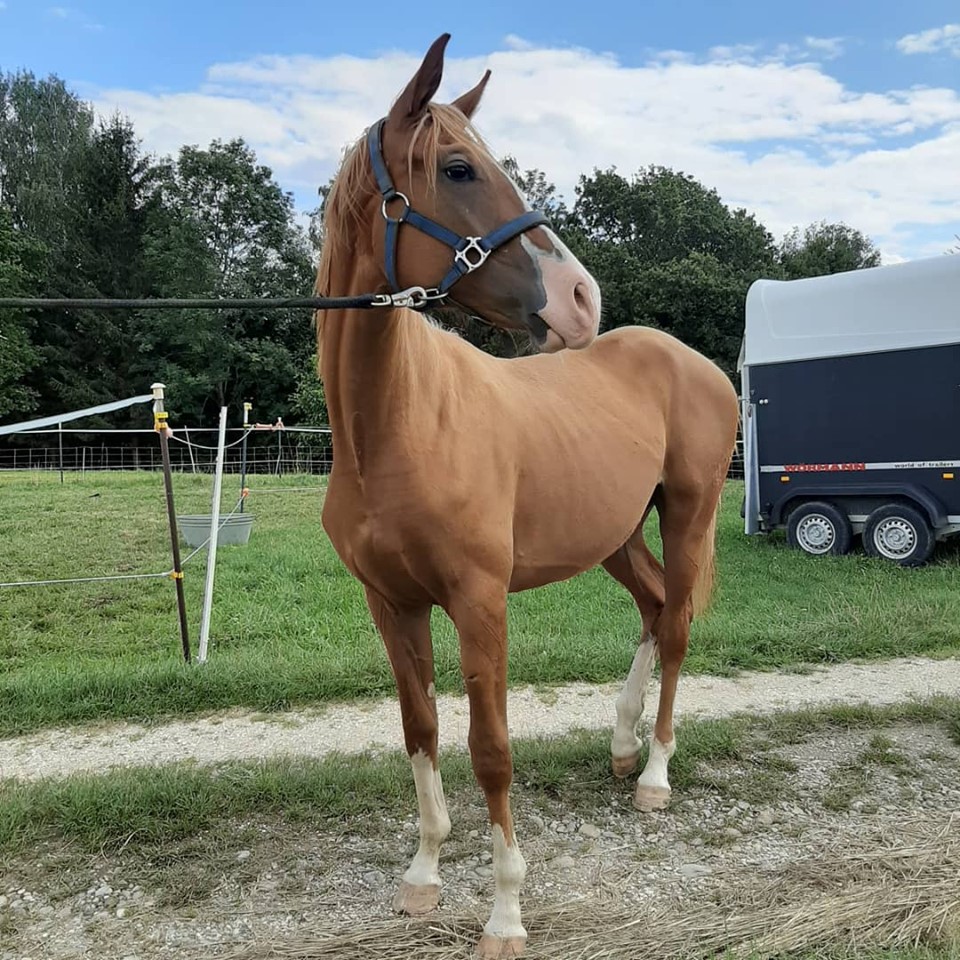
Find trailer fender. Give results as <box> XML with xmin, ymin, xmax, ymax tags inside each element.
<box><xmin>771</xmin><ymin>482</ymin><xmax>948</xmax><ymax>530</ymax></box>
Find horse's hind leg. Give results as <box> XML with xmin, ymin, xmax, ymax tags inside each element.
<box><xmin>632</xmin><ymin>484</ymin><xmax>721</xmax><ymax>812</ymax></box>
<box><xmin>602</xmin><ymin>516</ymin><xmax>665</xmax><ymax>780</ymax></box>
<box><xmin>364</xmin><ymin>587</ymin><xmax>450</xmax><ymax>916</ymax></box>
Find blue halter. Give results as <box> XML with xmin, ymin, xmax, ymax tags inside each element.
<box><xmin>366</xmin><ymin>117</ymin><xmax>550</xmax><ymax>309</ymax></box>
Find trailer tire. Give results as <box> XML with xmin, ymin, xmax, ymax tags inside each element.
<box><xmin>863</xmin><ymin>503</ymin><xmax>935</xmax><ymax>567</ymax></box>
<box><xmin>786</xmin><ymin>501</ymin><xmax>853</xmax><ymax>557</ymax></box>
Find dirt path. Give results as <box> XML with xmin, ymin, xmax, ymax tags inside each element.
<box><xmin>2</xmin><ymin>655</ymin><xmax>959</xmax><ymax>782</ymax></box>
<box><xmin>3</xmin><ymin>711</ymin><xmax>959</xmax><ymax>960</ymax></box>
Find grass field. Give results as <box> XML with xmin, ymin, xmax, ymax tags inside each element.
<box><xmin>1</xmin><ymin>470</ymin><xmax>959</xmax><ymax>737</ymax></box>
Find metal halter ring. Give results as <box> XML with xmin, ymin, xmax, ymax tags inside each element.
<box><xmin>454</xmin><ymin>237</ymin><xmax>490</xmax><ymax>272</ymax></box>
<box><xmin>381</xmin><ymin>191</ymin><xmax>411</xmax><ymax>224</ymax></box>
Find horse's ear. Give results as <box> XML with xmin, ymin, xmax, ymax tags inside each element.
<box><xmin>388</xmin><ymin>33</ymin><xmax>450</xmax><ymax>128</ymax></box>
<box><xmin>451</xmin><ymin>69</ymin><xmax>491</xmax><ymax>119</ymax></box>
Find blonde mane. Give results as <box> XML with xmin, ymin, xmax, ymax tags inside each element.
<box><xmin>313</xmin><ymin>103</ymin><xmax>499</xmax><ymax>361</ymax></box>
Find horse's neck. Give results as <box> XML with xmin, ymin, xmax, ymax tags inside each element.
<box><xmin>320</xmin><ymin>304</ymin><xmax>446</xmax><ymax>468</ymax></box>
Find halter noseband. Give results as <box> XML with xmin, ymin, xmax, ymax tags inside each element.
<box><xmin>366</xmin><ymin>117</ymin><xmax>550</xmax><ymax>310</ymax></box>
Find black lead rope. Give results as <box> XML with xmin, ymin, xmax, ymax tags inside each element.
<box><xmin>0</xmin><ymin>292</ymin><xmax>426</xmax><ymax>311</ymax></box>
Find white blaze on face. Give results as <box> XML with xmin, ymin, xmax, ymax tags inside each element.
<box><xmin>483</xmin><ymin>823</ymin><xmax>527</xmax><ymax>941</ymax></box>
<box><xmin>531</xmin><ymin>230</ymin><xmax>601</xmax><ymax>351</ymax></box>
<box><xmin>403</xmin><ymin>750</ymin><xmax>452</xmax><ymax>888</ymax></box>
<box><xmin>501</xmin><ymin>168</ymin><xmax>601</xmax><ymax>351</ymax></box>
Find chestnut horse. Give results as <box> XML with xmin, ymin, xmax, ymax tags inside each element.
<box><xmin>314</xmin><ymin>33</ymin><xmax>739</xmax><ymax>958</ymax></box>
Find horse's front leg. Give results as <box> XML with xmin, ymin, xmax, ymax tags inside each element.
<box><xmin>447</xmin><ymin>580</ymin><xmax>527</xmax><ymax>959</ymax></box>
<box><xmin>365</xmin><ymin>587</ymin><xmax>450</xmax><ymax>916</ymax></box>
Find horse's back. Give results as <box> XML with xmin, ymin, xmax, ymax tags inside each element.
<box><xmin>582</xmin><ymin>324</ymin><xmax>732</xmax><ymax>390</ymax></box>
<box><xmin>582</xmin><ymin>325</ymin><xmax>740</xmax><ymax>493</ymax></box>
<box><xmin>500</xmin><ymin>322</ymin><xmax>738</xmax><ymax>502</ymax></box>
<box><xmin>501</xmin><ymin>323</ymin><xmax>736</xmax><ymax>428</ymax></box>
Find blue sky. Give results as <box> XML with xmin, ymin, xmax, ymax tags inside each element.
<box><xmin>2</xmin><ymin>1</ymin><xmax>959</xmax><ymax>260</ymax></box>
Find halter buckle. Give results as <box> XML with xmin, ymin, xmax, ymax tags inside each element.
<box><xmin>454</xmin><ymin>237</ymin><xmax>490</xmax><ymax>273</ymax></box>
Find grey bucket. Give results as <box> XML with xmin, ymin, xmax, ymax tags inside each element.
<box><xmin>177</xmin><ymin>514</ymin><xmax>255</xmax><ymax>548</ymax></box>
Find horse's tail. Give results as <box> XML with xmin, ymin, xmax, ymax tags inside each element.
<box><xmin>691</xmin><ymin>493</ymin><xmax>720</xmax><ymax>618</ymax></box>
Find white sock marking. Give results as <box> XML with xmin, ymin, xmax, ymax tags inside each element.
<box><xmin>483</xmin><ymin>823</ymin><xmax>527</xmax><ymax>941</ymax></box>
<box><xmin>611</xmin><ymin>636</ymin><xmax>656</xmax><ymax>762</ymax></box>
<box><xmin>403</xmin><ymin>750</ymin><xmax>451</xmax><ymax>888</ymax></box>
<box><xmin>636</xmin><ymin>735</ymin><xmax>676</xmax><ymax>793</ymax></box>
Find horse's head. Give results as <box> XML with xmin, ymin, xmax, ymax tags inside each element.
<box><xmin>321</xmin><ymin>33</ymin><xmax>601</xmax><ymax>352</ymax></box>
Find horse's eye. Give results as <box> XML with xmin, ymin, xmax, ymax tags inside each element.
<box><xmin>444</xmin><ymin>161</ymin><xmax>475</xmax><ymax>183</ymax></box>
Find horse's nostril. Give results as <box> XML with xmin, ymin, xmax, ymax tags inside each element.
<box><xmin>573</xmin><ymin>282</ymin><xmax>589</xmax><ymax>314</ymax></box>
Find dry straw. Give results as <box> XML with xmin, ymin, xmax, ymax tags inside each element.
<box><xmin>225</xmin><ymin>813</ymin><xmax>959</xmax><ymax>960</ymax></box>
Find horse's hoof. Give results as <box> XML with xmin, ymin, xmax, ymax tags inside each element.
<box><xmin>476</xmin><ymin>933</ymin><xmax>527</xmax><ymax>958</ymax></box>
<box><xmin>633</xmin><ymin>783</ymin><xmax>671</xmax><ymax>812</ymax></box>
<box><xmin>393</xmin><ymin>880</ymin><xmax>440</xmax><ymax>916</ymax></box>
<box><xmin>611</xmin><ymin>752</ymin><xmax>639</xmax><ymax>779</ymax></box>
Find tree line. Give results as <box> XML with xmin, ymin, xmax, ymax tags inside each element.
<box><xmin>1</xmin><ymin>68</ymin><xmax>884</xmax><ymax>436</ymax></box>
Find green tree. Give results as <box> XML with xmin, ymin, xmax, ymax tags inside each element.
<box><xmin>138</xmin><ymin>139</ymin><xmax>315</xmax><ymax>424</ymax></box>
<box><xmin>501</xmin><ymin>156</ymin><xmax>569</xmax><ymax>224</ymax></box>
<box><xmin>778</xmin><ymin>221</ymin><xmax>881</xmax><ymax>279</ymax></box>
<box><xmin>566</xmin><ymin>165</ymin><xmax>779</xmax><ymax>375</ymax></box>
<box><xmin>0</xmin><ymin>71</ymin><xmax>96</xmax><ymax>420</ymax></box>
<box><xmin>0</xmin><ymin>75</ymin><xmax>162</xmax><ymax>424</ymax></box>
<box><xmin>572</xmin><ymin>166</ymin><xmax>777</xmax><ymax>269</ymax></box>
<box><xmin>307</xmin><ymin>179</ymin><xmax>333</xmax><ymax>257</ymax></box>
<box><xmin>635</xmin><ymin>252</ymin><xmax>752</xmax><ymax>377</ymax></box>
<box><xmin>27</xmin><ymin>115</ymin><xmax>158</xmax><ymax>421</ymax></box>
<box><xmin>0</xmin><ymin>71</ymin><xmax>93</xmax><ymax>251</ymax></box>
<box><xmin>0</xmin><ymin>206</ymin><xmax>43</xmax><ymax>418</ymax></box>
<box><xmin>290</xmin><ymin>352</ymin><xmax>328</xmax><ymax>423</ymax></box>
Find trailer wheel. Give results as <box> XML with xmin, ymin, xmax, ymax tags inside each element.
<box><xmin>786</xmin><ymin>501</ymin><xmax>853</xmax><ymax>557</ymax></box>
<box><xmin>863</xmin><ymin>503</ymin><xmax>935</xmax><ymax>567</ymax></box>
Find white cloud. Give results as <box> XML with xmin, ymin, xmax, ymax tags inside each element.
<box><xmin>503</xmin><ymin>34</ymin><xmax>534</xmax><ymax>52</ymax></box>
<box><xmin>804</xmin><ymin>36</ymin><xmax>845</xmax><ymax>59</ymax></box>
<box><xmin>47</xmin><ymin>5</ymin><xmax>103</xmax><ymax>30</ymax></box>
<box><xmin>707</xmin><ymin>43</ymin><xmax>760</xmax><ymax>62</ymax></box>
<box><xmin>896</xmin><ymin>23</ymin><xmax>960</xmax><ymax>56</ymax></box>
<box><xmin>87</xmin><ymin>38</ymin><xmax>960</xmax><ymax>262</ymax></box>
